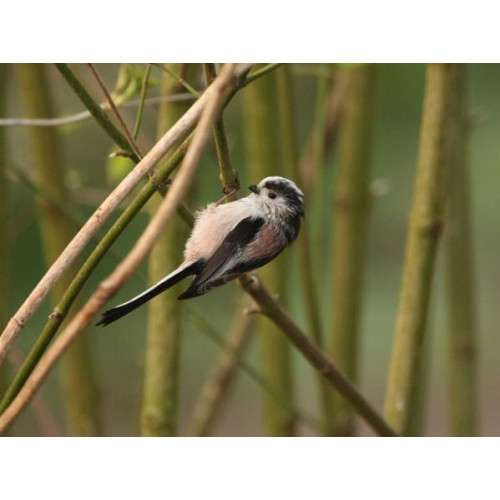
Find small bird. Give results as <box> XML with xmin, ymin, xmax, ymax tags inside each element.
<box><xmin>97</xmin><ymin>176</ymin><xmax>304</xmax><ymax>327</ymax></box>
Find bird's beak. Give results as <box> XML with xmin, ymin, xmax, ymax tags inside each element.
<box><xmin>248</xmin><ymin>185</ymin><xmax>260</xmax><ymax>194</ymax></box>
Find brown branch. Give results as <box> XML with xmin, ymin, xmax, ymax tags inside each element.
<box><xmin>0</xmin><ymin>64</ymin><xmax>239</xmax><ymax>434</ymax></box>
<box><xmin>238</xmin><ymin>273</ymin><xmax>398</xmax><ymax>437</ymax></box>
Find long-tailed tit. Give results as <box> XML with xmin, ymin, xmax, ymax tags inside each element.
<box><xmin>97</xmin><ymin>176</ymin><xmax>304</xmax><ymax>326</ymax></box>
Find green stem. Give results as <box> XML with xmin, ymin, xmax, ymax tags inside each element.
<box><xmin>299</xmin><ymin>68</ymin><xmax>345</xmax><ymax>196</ymax></box>
<box><xmin>132</xmin><ymin>64</ymin><xmax>152</xmax><ymax>140</ymax></box>
<box><xmin>87</xmin><ymin>63</ymin><xmax>143</xmax><ymax>160</ymax></box>
<box><xmin>243</xmin><ymin>66</ymin><xmax>295</xmax><ymax>436</ymax></box>
<box><xmin>152</xmin><ymin>63</ymin><xmax>201</xmax><ymax>98</ymax></box>
<box><xmin>245</xmin><ymin>63</ymin><xmax>283</xmax><ymax>85</ymax></box>
<box><xmin>444</xmin><ymin>65</ymin><xmax>478</xmax><ymax>437</ymax></box>
<box><xmin>330</xmin><ymin>64</ymin><xmax>376</xmax><ymax>436</ymax></box>
<box><xmin>203</xmin><ymin>64</ymin><xmax>239</xmax><ymax>198</ymax></box>
<box><xmin>140</xmin><ymin>64</ymin><xmax>192</xmax><ymax>437</ymax></box>
<box><xmin>384</xmin><ymin>64</ymin><xmax>460</xmax><ymax>435</ymax></box>
<box><xmin>54</xmin><ymin>64</ymin><xmax>140</xmax><ymax>162</ymax></box>
<box><xmin>275</xmin><ymin>64</ymin><xmax>335</xmax><ymax>436</ymax></box>
<box><xmin>16</xmin><ymin>63</ymin><xmax>100</xmax><ymax>436</ymax></box>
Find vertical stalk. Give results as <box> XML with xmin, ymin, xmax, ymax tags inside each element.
<box><xmin>140</xmin><ymin>64</ymin><xmax>191</xmax><ymax>436</ymax></box>
<box><xmin>330</xmin><ymin>64</ymin><xmax>376</xmax><ymax>436</ymax></box>
<box><xmin>275</xmin><ymin>64</ymin><xmax>335</xmax><ymax>435</ymax></box>
<box><xmin>444</xmin><ymin>65</ymin><xmax>478</xmax><ymax>436</ymax></box>
<box><xmin>384</xmin><ymin>64</ymin><xmax>460</xmax><ymax>435</ymax></box>
<box><xmin>203</xmin><ymin>64</ymin><xmax>239</xmax><ymax>198</ymax></box>
<box><xmin>243</xmin><ymin>67</ymin><xmax>295</xmax><ymax>436</ymax></box>
<box><xmin>0</xmin><ymin>65</ymin><xmax>9</xmax><ymax>426</ymax></box>
<box><xmin>16</xmin><ymin>64</ymin><xmax>100</xmax><ymax>436</ymax></box>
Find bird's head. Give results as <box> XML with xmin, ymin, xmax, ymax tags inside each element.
<box><xmin>248</xmin><ymin>176</ymin><xmax>304</xmax><ymax>218</ymax></box>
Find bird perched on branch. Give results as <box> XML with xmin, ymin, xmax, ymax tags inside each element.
<box><xmin>97</xmin><ymin>176</ymin><xmax>304</xmax><ymax>326</ymax></box>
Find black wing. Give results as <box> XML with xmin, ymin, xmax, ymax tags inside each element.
<box><xmin>178</xmin><ymin>216</ymin><xmax>265</xmax><ymax>299</ymax></box>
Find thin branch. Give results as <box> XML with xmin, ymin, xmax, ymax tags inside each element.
<box><xmin>152</xmin><ymin>63</ymin><xmax>201</xmax><ymax>98</ymax></box>
<box><xmin>55</xmin><ymin>64</ymin><xmax>140</xmax><ymax>162</ymax></box>
<box><xmin>444</xmin><ymin>66</ymin><xmax>478</xmax><ymax>437</ymax></box>
<box><xmin>245</xmin><ymin>63</ymin><xmax>283</xmax><ymax>85</ymax></box>
<box><xmin>203</xmin><ymin>63</ymin><xmax>239</xmax><ymax>197</ymax></box>
<box><xmin>238</xmin><ymin>273</ymin><xmax>398</xmax><ymax>437</ymax></box>
<box><xmin>0</xmin><ymin>93</ymin><xmax>195</xmax><ymax>128</ymax></box>
<box><xmin>140</xmin><ymin>63</ymin><xmax>192</xmax><ymax>437</ymax></box>
<box><xmin>299</xmin><ymin>70</ymin><xmax>347</xmax><ymax>196</ymax></box>
<box><xmin>87</xmin><ymin>63</ymin><xmax>143</xmax><ymax>160</ymax></box>
<box><xmin>16</xmin><ymin>63</ymin><xmax>101</xmax><ymax>436</ymax></box>
<box><xmin>0</xmin><ymin>64</ymin><xmax>239</xmax><ymax>433</ymax></box>
<box><xmin>275</xmin><ymin>64</ymin><xmax>335</xmax><ymax>436</ymax></box>
<box><xmin>330</xmin><ymin>64</ymin><xmax>376</xmax><ymax>436</ymax></box>
<box><xmin>0</xmin><ymin>63</ymin><xmax>250</xmax><ymax>366</ymax></box>
<box><xmin>132</xmin><ymin>64</ymin><xmax>152</xmax><ymax>140</ymax></box>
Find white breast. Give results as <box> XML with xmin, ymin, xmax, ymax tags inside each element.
<box><xmin>182</xmin><ymin>198</ymin><xmax>255</xmax><ymax>263</ymax></box>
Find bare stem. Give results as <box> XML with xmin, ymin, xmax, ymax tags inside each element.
<box><xmin>152</xmin><ymin>63</ymin><xmax>201</xmax><ymax>98</ymax></box>
<box><xmin>444</xmin><ymin>65</ymin><xmax>478</xmax><ymax>437</ymax></box>
<box><xmin>132</xmin><ymin>64</ymin><xmax>152</xmax><ymax>140</ymax></box>
<box><xmin>299</xmin><ymin>69</ymin><xmax>346</xmax><ymax>196</ymax></box>
<box><xmin>275</xmin><ymin>64</ymin><xmax>335</xmax><ymax>436</ymax></box>
<box><xmin>16</xmin><ymin>63</ymin><xmax>101</xmax><ymax>436</ymax></box>
<box><xmin>245</xmin><ymin>64</ymin><xmax>283</xmax><ymax>85</ymax></box>
<box><xmin>87</xmin><ymin>63</ymin><xmax>143</xmax><ymax>160</ymax></box>
<box><xmin>330</xmin><ymin>64</ymin><xmax>376</xmax><ymax>436</ymax></box>
<box><xmin>203</xmin><ymin>63</ymin><xmax>239</xmax><ymax>198</ymax></box>
<box><xmin>384</xmin><ymin>64</ymin><xmax>461</xmax><ymax>435</ymax></box>
<box><xmin>55</xmin><ymin>64</ymin><xmax>140</xmax><ymax>162</ymax></box>
<box><xmin>140</xmin><ymin>64</ymin><xmax>192</xmax><ymax>437</ymax></box>
<box><xmin>239</xmin><ymin>273</ymin><xmax>398</xmax><ymax>437</ymax></box>
<box><xmin>0</xmin><ymin>93</ymin><xmax>195</xmax><ymax>128</ymax></box>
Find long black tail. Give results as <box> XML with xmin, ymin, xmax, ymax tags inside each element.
<box><xmin>96</xmin><ymin>261</ymin><xmax>201</xmax><ymax>327</ymax></box>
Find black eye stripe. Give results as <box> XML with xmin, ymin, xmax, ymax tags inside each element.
<box><xmin>263</xmin><ymin>181</ymin><xmax>302</xmax><ymax>199</ymax></box>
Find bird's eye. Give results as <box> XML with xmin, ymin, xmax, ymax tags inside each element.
<box><xmin>268</xmin><ymin>192</ymin><xmax>277</xmax><ymax>199</ymax></box>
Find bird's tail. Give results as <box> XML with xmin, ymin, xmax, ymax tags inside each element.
<box><xmin>96</xmin><ymin>261</ymin><xmax>201</xmax><ymax>327</ymax></box>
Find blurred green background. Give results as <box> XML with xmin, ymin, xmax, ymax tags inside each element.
<box><xmin>2</xmin><ymin>64</ymin><xmax>498</xmax><ymax>436</ymax></box>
